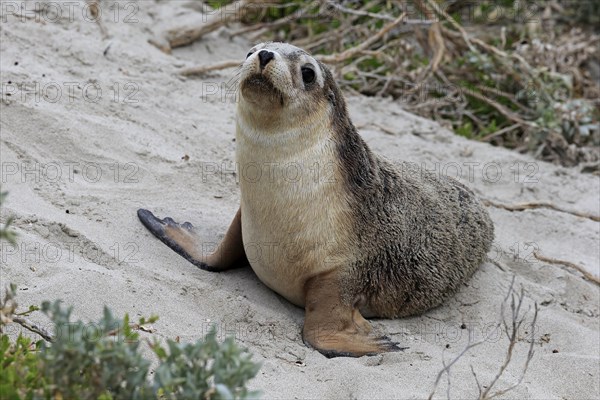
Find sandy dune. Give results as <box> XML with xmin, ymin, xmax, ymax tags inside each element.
<box><xmin>1</xmin><ymin>1</ymin><xmax>598</xmax><ymax>398</ymax></box>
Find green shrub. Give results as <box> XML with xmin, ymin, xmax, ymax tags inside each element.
<box><xmin>38</xmin><ymin>301</ymin><xmax>152</xmax><ymax>399</ymax></box>
<box><xmin>0</xmin><ymin>190</ymin><xmax>16</xmax><ymax>244</ymax></box>
<box><xmin>0</xmin><ymin>332</ymin><xmax>45</xmax><ymax>398</ymax></box>
<box><xmin>1</xmin><ymin>291</ymin><xmax>261</xmax><ymax>399</ymax></box>
<box><xmin>152</xmin><ymin>331</ymin><xmax>260</xmax><ymax>399</ymax></box>
<box><xmin>0</xmin><ymin>191</ymin><xmax>261</xmax><ymax>399</ymax></box>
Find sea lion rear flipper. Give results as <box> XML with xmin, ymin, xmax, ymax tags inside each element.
<box><xmin>302</xmin><ymin>271</ymin><xmax>407</xmax><ymax>358</ymax></box>
<box><xmin>137</xmin><ymin>208</ymin><xmax>247</xmax><ymax>272</ymax></box>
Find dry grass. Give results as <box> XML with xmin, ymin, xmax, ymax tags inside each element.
<box><xmin>171</xmin><ymin>0</ymin><xmax>599</xmax><ymax>169</ymax></box>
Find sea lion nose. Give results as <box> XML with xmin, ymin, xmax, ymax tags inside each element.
<box><xmin>258</xmin><ymin>50</ymin><xmax>275</xmax><ymax>69</ymax></box>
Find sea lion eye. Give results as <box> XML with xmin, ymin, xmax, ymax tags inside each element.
<box><xmin>246</xmin><ymin>52</ymin><xmax>254</xmax><ymax>59</ymax></box>
<box><xmin>301</xmin><ymin>66</ymin><xmax>315</xmax><ymax>85</ymax></box>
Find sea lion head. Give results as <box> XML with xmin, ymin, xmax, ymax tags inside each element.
<box><xmin>237</xmin><ymin>42</ymin><xmax>346</xmax><ymax>134</ymax></box>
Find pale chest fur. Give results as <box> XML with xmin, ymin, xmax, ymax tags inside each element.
<box><xmin>235</xmin><ymin>121</ymin><xmax>354</xmax><ymax>307</ymax></box>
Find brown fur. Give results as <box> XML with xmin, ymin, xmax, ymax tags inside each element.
<box><xmin>138</xmin><ymin>42</ymin><xmax>494</xmax><ymax>357</ymax></box>
<box><xmin>320</xmin><ymin>64</ymin><xmax>494</xmax><ymax>317</ymax></box>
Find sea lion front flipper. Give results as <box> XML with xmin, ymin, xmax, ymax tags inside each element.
<box><xmin>302</xmin><ymin>271</ymin><xmax>407</xmax><ymax>358</ymax></box>
<box><xmin>137</xmin><ymin>208</ymin><xmax>247</xmax><ymax>272</ymax></box>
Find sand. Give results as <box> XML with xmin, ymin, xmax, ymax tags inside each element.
<box><xmin>1</xmin><ymin>1</ymin><xmax>599</xmax><ymax>399</ymax></box>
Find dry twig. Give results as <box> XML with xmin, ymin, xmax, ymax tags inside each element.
<box><xmin>533</xmin><ymin>251</ymin><xmax>600</xmax><ymax>285</ymax></box>
<box><xmin>87</xmin><ymin>0</ymin><xmax>109</xmax><ymax>39</ymax></box>
<box><xmin>12</xmin><ymin>316</ymin><xmax>54</xmax><ymax>342</ymax></box>
<box><xmin>480</xmin><ymin>287</ymin><xmax>538</xmax><ymax>399</ymax></box>
<box><xmin>315</xmin><ymin>12</ymin><xmax>407</xmax><ymax>64</ymax></box>
<box><xmin>148</xmin><ymin>39</ymin><xmax>172</xmax><ymax>55</ymax></box>
<box><xmin>164</xmin><ymin>0</ymin><xmax>599</xmax><ymax>166</ymax></box>
<box><xmin>483</xmin><ymin>199</ymin><xmax>600</xmax><ymax>222</ymax></box>
<box><xmin>428</xmin><ymin>277</ymin><xmax>539</xmax><ymax>400</ymax></box>
<box><xmin>428</xmin><ymin>339</ymin><xmax>487</xmax><ymax>400</ymax></box>
<box><xmin>326</xmin><ymin>1</ymin><xmax>395</xmax><ymax>21</ymax></box>
<box><xmin>1</xmin><ymin>286</ymin><xmax>53</xmax><ymax>342</ymax></box>
<box><xmin>167</xmin><ymin>0</ymin><xmax>276</xmax><ymax>49</ymax></box>
<box><xmin>180</xmin><ymin>60</ymin><xmax>241</xmax><ymax>76</ymax></box>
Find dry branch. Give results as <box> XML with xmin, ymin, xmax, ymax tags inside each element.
<box><xmin>428</xmin><ymin>277</ymin><xmax>539</xmax><ymax>400</ymax></box>
<box><xmin>1</xmin><ymin>286</ymin><xmax>53</xmax><ymax>342</ymax></box>
<box><xmin>315</xmin><ymin>12</ymin><xmax>407</xmax><ymax>64</ymax></box>
<box><xmin>167</xmin><ymin>13</ymin><xmax>231</xmax><ymax>49</ymax></box>
<box><xmin>87</xmin><ymin>0</ymin><xmax>108</xmax><ymax>39</ymax></box>
<box><xmin>466</xmin><ymin>90</ymin><xmax>534</xmax><ymax>128</ymax></box>
<box><xmin>148</xmin><ymin>39</ymin><xmax>172</xmax><ymax>55</ymax></box>
<box><xmin>427</xmin><ymin>339</ymin><xmax>486</xmax><ymax>400</ymax></box>
<box><xmin>161</xmin><ymin>0</ymin><xmax>599</xmax><ymax>166</ymax></box>
<box><xmin>412</xmin><ymin>0</ymin><xmax>445</xmax><ymax>77</ymax></box>
<box><xmin>12</xmin><ymin>316</ymin><xmax>54</xmax><ymax>342</ymax></box>
<box><xmin>483</xmin><ymin>199</ymin><xmax>600</xmax><ymax>222</ymax></box>
<box><xmin>180</xmin><ymin>60</ymin><xmax>241</xmax><ymax>76</ymax></box>
<box><xmin>326</xmin><ymin>1</ymin><xmax>395</xmax><ymax>21</ymax></box>
<box><xmin>533</xmin><ymin>251</ymin><xmax>600</xmax><ymax>285</ymax></box>
<box><xmin>481</xmin><ymin>289</ymin><xmax>538</xmax><ymax>399</ymax></box>
<box><xmin>480</xmin><ymin>124</ymin><xmax>521</xmax><ymax>141</ymax></box>
<box><xmin>167</xmin><ymin>0</ymin><xmax>277</xmax><ymax>49</ymax></box>
<box><xmin>425</xmin><ymin>0</ymin><xmax>475</xmax><ymax>52</ymax></box>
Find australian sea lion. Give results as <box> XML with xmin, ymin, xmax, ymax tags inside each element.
<box><xmin>138</xmin><ymin>42</ymin><xmax>494</xmax><ymax>358</ymax></box>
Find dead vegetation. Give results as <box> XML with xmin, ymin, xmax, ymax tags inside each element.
<box><xmin>169</xmin><ymin>0</ymin><xmax>599</xmax><ymax>169</ymax></box>
<box><xmin>482</xmin><ymin>198</ymin><xmax>600</xmax><ymax>222</ymax></box>
<box><xmin>428</xmin><ymin>277</ymin><xmax>539</xmax><ymax>399</ymax></box>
